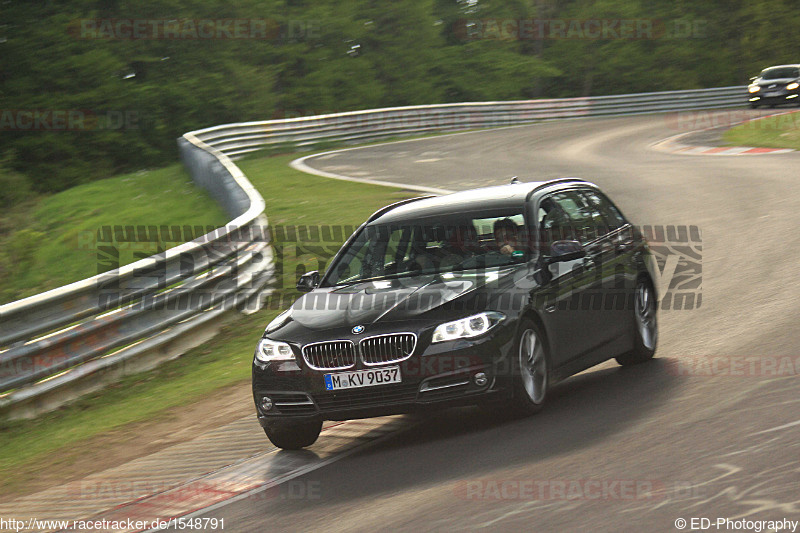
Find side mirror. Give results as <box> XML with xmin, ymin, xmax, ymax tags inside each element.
<box><xmin>749</xmin><ymin>76</ymin><xmax>757</xmax><ymax>82</ymax></box>
<box><xmin>296</xmin><ymin>270</ymin><xmax>320</xmax><ymax>293</ymax></box>
<box><xmin>547</xmin><ymin>240</ymin><xmax>586</xmax><ymax>263</ymax></box>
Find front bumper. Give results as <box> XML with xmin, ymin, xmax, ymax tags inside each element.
<box><xmin>252</xmin><ymin>326</ymin><xmax>515</xmax><ymax>422</ymax></box>
<box><xmin>749</xmin><ymin>88</ymin><xmax>800</xmax><ymax>105</ymax></box>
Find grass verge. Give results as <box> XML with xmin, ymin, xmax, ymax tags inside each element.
<box><xmin>0</xmin><ymin>152</ymin><xmax>415</xmax><ymax>498</ymax></box>
<box><xmin>0</xmin><ymin>164</ymin><xmax>228</xmax><ymax>305</ymax></box>
<box><xmin>724</xmin><ymin>110</ymin><xmax>800</xmax><ymax>150</ymax></box>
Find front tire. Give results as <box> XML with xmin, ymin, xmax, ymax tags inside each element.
<box><xmin>508</xmin><ymin>319</ymin><xmax>550</xmax><ymax>415</ymax></box>
<box><xmin>616</xmin><ymin>279</ymin><xmax>657</xmax><ymax>366</ymax></box>
<box><xmin>264</xmin><ymin>419</ymin><xmax>322</xmax><ymax>450</ymax></box>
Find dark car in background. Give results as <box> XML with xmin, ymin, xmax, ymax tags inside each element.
<box><xmin>252</xmin><ymin>178</ymin><xmax>659</xmax><ymax>449</ymax></box>
<box><xmin>748</xmin><ymin>64</ymin><xmax>800</xmax><ymax>108</ymax></box>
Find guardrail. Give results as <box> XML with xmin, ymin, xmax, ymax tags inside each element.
<box><xmin>0</xmin><ymin>85</ymin><xmax>746</xmax><ymax>419</ymax></box>
<box><xmin>193</xmin><ymin>86</ymin><xmax>746</xmax><ymax>159</ymax></box>
<box><xmin>0</xmin><ymin>133</ymin><xmax>274</xmax><ymax>419</ymax></box>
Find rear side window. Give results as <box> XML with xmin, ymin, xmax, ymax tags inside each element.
<box><xmin>539</xmin><ymin>189</ymin><xmax>628</xmax><ymax>247</ymax></box>
<box><xmin>580</xmin><ymin>190</ymin><xmax>627</xmax><ymax>232</ymax></box>
<box><xmin>551</xmin><ymin>191</ymin><xmax>602</xmax><ymax>244</ymax></box>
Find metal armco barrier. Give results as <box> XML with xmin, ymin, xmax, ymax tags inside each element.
<box><xmin>0</xmin><ymin>132</ymin><xmax>274</xmax><ymax>418</ymax></box>
<box><xmin>192</xmin><ymin>86</ymin><xmax>746</xmax><ymax>159</ymax></box>
<box><xmin>0</xmin><ymin>85</ymin><xmax>745</xmax><ymax>418</ymax></box>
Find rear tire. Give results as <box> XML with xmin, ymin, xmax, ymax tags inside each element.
<box><xmin>507</xmin><ymin>319</ymin><xmax>550</xmax><ymax>415</ymax></box>
<box><xmin>264</xmin><ymin>419</ymin><xmax>322</xmax><ymax>450</ymax></box>
<box><xmin>616</xmin><ymin>279</ymin><xmax>657</xmax><ymax>366</ymax></box>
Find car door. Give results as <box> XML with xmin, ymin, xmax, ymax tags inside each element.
<box><xmin>578</xmin><ymin>189</ymin><xmax>639</xmax><ymax>343</ymax></box>
<box><xmin>569</xmin><ymin>189</ymin><xmax>631</xmax><ymax>347</ymax></box>
<box><xmin>532</xmin><ymin>192</ymin><xmax>598</xmax><ymax>367</ymax></box>
<box><xmin>546</xmin><ymin>190</ymin><xmax>614</xmax><ymax>359</ymax></box>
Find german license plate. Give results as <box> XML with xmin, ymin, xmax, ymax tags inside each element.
<box><xmin>324</xmin><ymin>366</ymin><xmax>401</xmax><ymax>391</ymax></box>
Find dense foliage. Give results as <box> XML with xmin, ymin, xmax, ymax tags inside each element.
<box><xmin>1</xmin><ymin>0</ymin><xmax>797</xmax><ymax>194</ymax></box>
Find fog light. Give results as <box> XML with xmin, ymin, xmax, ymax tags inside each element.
<box><xmin>474</xmin><ymin>372</ymin><xmax>488</xmax><ymax>387</ymax></box>
<box><xmin>260</xmin><ymin>396</ymin><xmax>274</xmax><ymax>411</ymax></box>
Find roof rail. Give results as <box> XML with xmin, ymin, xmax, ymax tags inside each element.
<box><xmin>526</xmin><ymin>177</ymin><xmax>591</xmax><ymax>200</ymax></box>
<box><xmin>537</xmin><ymin>177</ymin><xmax>589</xmax><ymax>189</ymax></box>
<box><xmin>365</xmin><ymin>195</ymin><xmax>433</xmax><ymax>223</ymax></box>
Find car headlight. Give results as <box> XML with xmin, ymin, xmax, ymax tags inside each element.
<box><xmin>787</xmin><ymin>82</ymin><xmax>799</xmax><ymax>91</ymax></box>
<box><xmin>431</xmin><ymin>312</ymin><xmax>505</xmax><ymax>343</ymax></box>
<box><xmin>255</xmin><ymin>338</ymin><xmax>295</xmax><ymax>363</ymax></box>
<box><xmin>748</xmin><ymin>85</ymin><xmax>760</xmax><ymax>93</ymax></box>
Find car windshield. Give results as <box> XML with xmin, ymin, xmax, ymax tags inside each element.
<box><xmin>323</xmin><ymin>209</ymin><xmax>529</xmax><ymax>286</ymax></box>
<box><xmin>761</xmin><ymin>67</ymin><xmax>800</xmax><ymax>80</ymax></box>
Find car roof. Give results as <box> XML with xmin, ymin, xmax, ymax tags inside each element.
<box><xmin>761</xmin><ymin>64</ymin><xmax>800</xmax><ymax>71</ymax></box>
<box><xmin>370</xmin><ymin>178</ymin><xmax>597</xmax><ymax>224</ymax></box>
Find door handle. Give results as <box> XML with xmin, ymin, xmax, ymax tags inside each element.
<box><xmin>584</xmin><ymin>250</ymin><xmax>604</xmax><ymax>264</ymax></box>
<box><xmin>616</xmin><ymin>240</ymin><xmax>634</xmax><ymax>252</ymax></box>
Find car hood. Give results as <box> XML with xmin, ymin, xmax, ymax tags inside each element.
<box><xmin>757</xmin><ymin>77</ymin><xmax>798</xmax><ymax>86</ymax></box>
<box><xmin>286</xmin><ymin>269</ymin><xmax>512</xmax><ymax>331</ymax></box>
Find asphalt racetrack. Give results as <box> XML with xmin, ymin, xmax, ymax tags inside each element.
<box><xmin>169</xmin><ymin>111</ymin><xmax>800</xmax><ymax>532</ymax></box>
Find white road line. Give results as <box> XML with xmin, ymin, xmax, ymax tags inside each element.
<box><xmin>289</xmin><ymin>124</ymin><xmax>556</xmax><ymax>195</ymax></box>
<box><xmin>750</xmin><ymin>419</ymin><xmax>800</xmax><ymax>436</ymax></box>
<box><xmin>290</xmin><ymin>152</ymin><xmax>453</xmax><ymax>195</ymax></box>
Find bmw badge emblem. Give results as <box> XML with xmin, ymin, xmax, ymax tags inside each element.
<box><xmin>352</xmin><ymin>325</ymin><xmax>365</xmax><ymax>334</ymax></box>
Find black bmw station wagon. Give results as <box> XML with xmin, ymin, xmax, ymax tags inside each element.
<box><xmin>252</xmin><ymin>178</ymin><xmax>659</xmax><ymax>449</ymax></box>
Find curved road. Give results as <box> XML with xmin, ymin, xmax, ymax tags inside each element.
<box><xmin>177</xmin><ymin>112</ymin><xmax>800</xmax><ymax>531</ymax></box>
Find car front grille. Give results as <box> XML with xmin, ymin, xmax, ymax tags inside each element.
<box><xmin>302</xmin><ymin>340</ymin><xmax>357</xmax><ymax>370</ymax></box>
<box><xmin>359</xmin><ymin>333</ymin><xmax>417</xmax><ymax>366</ymax></box>
<box><xmin>312</xmin><ymin>383</ymin><xmax>419</xmax><ymax>411</ymax></box>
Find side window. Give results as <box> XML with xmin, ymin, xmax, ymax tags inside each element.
<box><xmin>584</xmin><ymin>190</ymin><xmax>627</xmax><ymax>231</ymax></box>
<box><xmin>543</xmin><ymin>191</ymin><xmax>620</xmax><ymax>246</ymax></box>
<box><xmin>553</xmin><ymin>191</ymin><xmax>599</xmax><ymax>245</ymax></box>
<box><xmin>573</xmin><ymin>190</ymin><xmax>612</xmax><ymax>240</ymax></box>
<box><xmin>538</xmin><ymin>195</ymin><xmax>577</xmax><ymax>249</ymax></box>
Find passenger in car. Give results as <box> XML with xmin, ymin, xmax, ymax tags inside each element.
<box><xmin>437</xmin><ymin>225</ymin><xmax>480</xmax><ymax>269</ymax></box>
<box><xmin>493</xmin><ymin>218</ymin><xmax>520</xmax><ymax>256</ymax></box>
